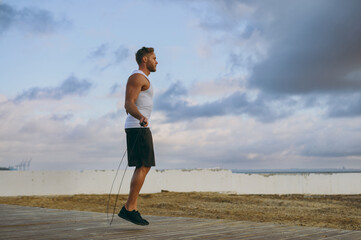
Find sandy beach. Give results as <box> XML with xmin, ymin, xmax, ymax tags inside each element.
<box><xmin>0</xmin><ymin>192</ymin><xmax>360</xmax><ymax>231</ymax></box>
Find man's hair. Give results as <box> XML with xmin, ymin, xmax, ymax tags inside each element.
<box><xmin>135</xmin><ymin>47</ymin><xmax>154</xmax><ymax>65</ymax></box>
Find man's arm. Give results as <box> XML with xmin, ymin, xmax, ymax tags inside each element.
<box><xmin>124</xmin><ymin>74</ymin><xmax>148</xmax><ymax>127</ymax></box>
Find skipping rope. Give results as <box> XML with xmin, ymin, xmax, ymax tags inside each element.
<box><xmin>106</xmin><ymin>123</ymin><xmax>146</xmax><ymax>226</ymax></box>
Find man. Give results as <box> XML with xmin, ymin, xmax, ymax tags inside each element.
<box><xmin>117</xmin><ymin>47</ymin><xmax>158</xmax><ymax>226</ymax></box>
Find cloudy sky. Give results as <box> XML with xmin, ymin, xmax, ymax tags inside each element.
<box><xmin>1</xmin><ymin>0</ymin><xmax>361</xmax><ymax>171</ymax></box>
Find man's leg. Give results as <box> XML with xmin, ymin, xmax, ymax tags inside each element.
<box><xmin>125</xmin><ymin>166</ymin><xmax>151</xmax><ymax>211</ymax></box>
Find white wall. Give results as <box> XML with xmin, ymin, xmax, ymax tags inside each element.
<box><xmin>1</xmin><ymin>169</ymin><xmax>360</xmax><ymax>196</ymax></box>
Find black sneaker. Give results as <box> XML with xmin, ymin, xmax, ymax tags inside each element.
<box><xmin>118</xmin><ymin>206</ymin><xmax>149</xmax><ymax>226</ymax></box>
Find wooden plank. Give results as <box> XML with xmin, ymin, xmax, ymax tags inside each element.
<box><xmin>0</xmin><ymin>204</ymin><xmax>360</xmax><ymax>240</ymax></box>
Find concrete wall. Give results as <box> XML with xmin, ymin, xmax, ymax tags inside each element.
<box><xmin>1</xmin><ymin>169</ymin><xmax>360</xmax><ymax>196</ymax></box>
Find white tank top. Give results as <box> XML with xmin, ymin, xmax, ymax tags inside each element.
<box><xmin>124</xmin><ymin>70</ymin><xmax>154</xmax><ymax>129</ymax></box>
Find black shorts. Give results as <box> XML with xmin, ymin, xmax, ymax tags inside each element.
<box><xmin>125</xmin><ymin>128</ymin><xmax>155</xmax><ymax>167</ymax></box>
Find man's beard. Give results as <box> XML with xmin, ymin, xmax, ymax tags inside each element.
<box><xmin>147</xmin><ymin>63</ymin><xmax>156</xmax><ymax>72</ymax></box>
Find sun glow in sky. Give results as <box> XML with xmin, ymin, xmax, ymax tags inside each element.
<box><xmin>1</xmin><ymin>0</ymin><xmax>361</xmax><ymax>170</ymax></box>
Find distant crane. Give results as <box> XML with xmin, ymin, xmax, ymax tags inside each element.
<box><xmin>4</xmin><ymin>157</ymin><xmax>32</xmax><ymax>171</ymax></box>
<box><xmin>18</xmin><ymin>158</ymin><xmax>32</xmax><ymax>171</ymax></box>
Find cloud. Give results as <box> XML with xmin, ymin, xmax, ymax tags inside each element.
<box><xmin>88</xmin><ymin>44</ymin><xmax>130</xmax><ymax>71</ymax></box>
<box><xmin>151</xmin><ymin>113</ymin><xmax>361</xmax><ymax>169</ymax></box>
<box><xmin>242</xmin><ymin>1</ymin><xmax>361</xmax><ymax>94</ymax></box>
<box><xmin>50</xmin><ymin>113</ymin><xmax>73</xmax><ymax>121</ymax></box>
<box><xmin>113</xmin><ymin>45</ymin><xmax>130</xmax><ymax>64</ymax></box>
<box><xmin>0</xmin><ymin>99</ymin><xmax>126</xmax><ymax>170</ymax></box>
<box><xmin>193</xmin><ymin>0</ymin><xmax>361</xmax><ymax>94</ymax></box>
<box><xmin>192</xmin><ymin>0</ymin><xmax>256</xmax><ymax>32</ymax></box>
<box><xmin>155</xmin><ymin>82</ymin><xmax>298</xmax><ymax>123</ymax></box>
<box><xmin>189</xmin><ymin>76</ymin><xmax>245</xmax><ymax>97</ymax></box>
<box><xmin>326</xmin><ymin>93</ymin><xmax>361</xmax><ymax>118</ymax></box>
<box><xmin>300</xmin><ymin>125</ymin><xmax>361</xmax><ymax>158</ymax></box>
<box><xmin>14</xmin><ymin>75</ymin><xmax>92</xmax><ymax>102</ymax></box>
<box><xmin>187</xmin><ymin>0</ymin><xmax>268</xmax><ymax>73</ymax></box>
<box><xmin>88</xmin><ymin>43</ymin><xmax>109</xmax><ymax>59</ymax></box>
<box><xmin>0</xmin><ymin>2</ymin><xmax>70</xmax><ymax>35</ymax></box>
<box><xmin>0</xmin><ymin>3</ymin><xmax>14</xmax><ymax>33</ymax></box>
<box><xmin>184</xmin><ymin>0</ymin><xmax>361</xmax><ymax>119</ymax></box>
<box><xmin>109</xmin><ymin>83</ymin><xmax>121</xmax><ymax>95</ymax></box>
<box><xmin>103</xmin><ymin>109</ymin><xmax>125</xmax><ymax>120</ymax></box>
<box><xmin>1</xmin><ymin>89</ymin><xmax>360</xmax><ymax>171</ymax></box>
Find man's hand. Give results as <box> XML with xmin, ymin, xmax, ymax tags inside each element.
<box><xmin>140</xmin><ymin>116</ymin><xmax>148</xmax><ymax>127</ymax></box>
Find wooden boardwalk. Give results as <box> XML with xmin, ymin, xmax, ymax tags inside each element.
<box><xmin>0</xmin><ymin>204</ymin><xmax>360</xmax><ymax>239</ymax></box>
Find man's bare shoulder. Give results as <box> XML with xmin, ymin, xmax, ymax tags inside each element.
<box><xmin>128</xmin><ymin>73</ymin><xmax>147</xmax><ymax>83</ymax></box>
<box><xmin>127</xmin><ymin>73</ymin><xmax>148</xmax><ymax>90</ymax></box>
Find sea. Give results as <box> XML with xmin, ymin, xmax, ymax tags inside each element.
<box><xmin>231</xmin><ymin>168</ymin><xmax>361</xmax><ymax>174</ymax></box>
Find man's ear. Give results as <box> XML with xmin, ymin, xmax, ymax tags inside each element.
<box><xmin>142</xmin><ymin>55</ymin><xmax>148</xmax><ymax>63</ymax></box>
